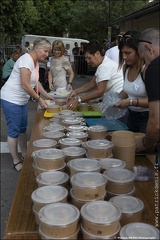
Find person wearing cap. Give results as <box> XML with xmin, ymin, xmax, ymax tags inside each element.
<box><xmin>1</xmin><ymin>50</ymin><xmax>21</xmax><ymax>88</ymax></box>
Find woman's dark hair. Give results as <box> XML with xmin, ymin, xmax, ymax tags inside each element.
<box><xmin>84</xmin><ymin>41</ymin><xmax>104</xmax><ymax>56</ymax></box>
<box><xmin>118</xmin><ymin>30</ymin><xmax>144</xmax><ymax>74</ymax></box>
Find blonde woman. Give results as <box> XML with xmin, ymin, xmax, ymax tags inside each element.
<box><xmin>1</xmin><ymin>37</ymin><xmax>54</xmax><ymax>172</ymax></box>
<box><xmin>48</xmin><ymin>40</ymin><xmax>74</xmax><ymax>92</ymax></box>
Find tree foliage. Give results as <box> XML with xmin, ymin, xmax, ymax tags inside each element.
<box><xmin>0</xmin><ymin>0</ymin><xmax>148</xmax><ymax>45</ymax></box>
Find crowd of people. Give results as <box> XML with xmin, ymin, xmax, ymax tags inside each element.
<box><xmin>0</xmin><ymin>28</ymin><xmax>159</xmax><ymax>172</ymax></box>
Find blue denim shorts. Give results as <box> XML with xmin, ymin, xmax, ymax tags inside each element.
<box><xmin>1</xmin><ymin>100</ymin><xmax>28</xmax><ymax>138</ymax></box>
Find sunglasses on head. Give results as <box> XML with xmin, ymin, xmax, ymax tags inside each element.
<box><xmin>119</xmin><ymin>35</ymin><xmax>138</xmax><ymax>43</ymax></box>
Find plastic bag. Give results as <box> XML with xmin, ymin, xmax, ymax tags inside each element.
<box><xmin>99</xmin><ymin>92</ymin><xmax>127</xmax><ymax>119</ymax></box>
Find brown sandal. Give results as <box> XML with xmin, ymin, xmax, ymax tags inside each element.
<box><xmin>12</xmin><ymin>161</ymin><xmax>22</xmax><ymax>172</ymax></box>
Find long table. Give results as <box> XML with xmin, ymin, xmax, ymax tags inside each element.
<box><xmin>3</xmin><ymin>109</ymin><xmax>158</xmax><ymax>240</ymax></box>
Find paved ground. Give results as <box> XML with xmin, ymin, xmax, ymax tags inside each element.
<box><xmin>0</xmin><ymin>76</ymin><xmax>91</xmax><ymax>239</ymax></box>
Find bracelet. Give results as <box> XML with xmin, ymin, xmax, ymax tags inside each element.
<box><xmin>129</xmin><ymin>99</ymin><xmax>133</xmax><ymax>106</ymax></box>
<box><xmin>136</xmin><ymin>98</ymin><xmax>139</xmax><ymax>107</ymax></box>
<box><xmin>142</xmin><ymin>137</ymin><xmax>147</xmax><ymax>149</ymax></box>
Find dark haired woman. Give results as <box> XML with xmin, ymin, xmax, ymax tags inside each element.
<box><xmin>115</xmin><ymin>31</ymin><xmax>149</xmax><ymax>133</ymax></box>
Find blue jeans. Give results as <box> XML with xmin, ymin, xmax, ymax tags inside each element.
<box><xmin>1</xmin><ymin>100</ymin><xmax>28</xmax><ymax>138</ymax></box>
<box><xmin>127</xmin><ymin>109</ymin><xmax>149</xmax><ymax>133</ymax></box>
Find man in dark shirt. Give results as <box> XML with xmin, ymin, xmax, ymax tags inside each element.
<box><xmin>136</xmin><ymin>28</ymin><xmax>159</xmax><ymax>158</ymax></box>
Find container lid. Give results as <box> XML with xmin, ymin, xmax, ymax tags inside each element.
<box><xmin>68</xmin><ymin>158</ymin><xmax>101</xmax><ymax>171</ymax></box>
<box><xmin>66</xmin><ymin>131</ymin><xmax>88</xmax><ymax>139</ymax></box>
<box><xmin>44</xmin><ymin>125</ymin><xmax>65</xmax><ymax>131</ymax></box>
<box><xmin>36</xmin><ymin>171</ymin><xmax>69</xmax><ymax>186</ymax></box>
<box><xmin>86</xmin><ymin>139</ymin><xmax>113</xmax><ymax>149</ymax></box>
<box><xmin>32</xmin><ymin>148</ymin><xmax>65</xmax><ymax>160</ymax></box>
<box><xmin>109</xmin><ymin>196</ymin><xmax>144</xmax><ymax>213</ymax></box>
<box><xmin>59</xmin><ymin>109</ymin><xmax>74</xmax><ymax>115</ymax></box>
<box><xmin>47</xmin><ymin>104</ymin><xmax>59</xmax><ymax>108</ymax></box>
<box><xmin>120</xmin><ymin>223</ymin><xmax>159</xmax><ymax>239</ymax></box>
<box><xmin>62</xmin><ymin>118</ymin><xmax>81</xmax><ymax>125</ymax></box>
<box><xmin>88</xmin><ymin>125</ymin><xmax>107</xmax><ymax>132</ymax></box>
<box><xmin>59</xmin><ymin>137</ymin><xmax>82</xmax><ymax>146</ymax></box>
<box><xmin>74</xmin><ymin>112</ymin><xmax>84</xmax><ymax>117</ymax></box>
<box><xmin>100</xmin><ymin>158</ymin><xmax>126</xmax><ymax>170</ymax></box>
<box><xmin>70</xmin><ymin>172</ymin><xmax>107</xmax><ymax>187</ymax></box>
<box><xmin>43</xmin><ymin>131</ymin><xmax>65</xmax><ymax>138</ymax></box>
<box><xmin>38</xmin><ymin>203</ymin><xmax>80</xmax><ymax>225</ymax></box>
<box><xmin>50</xmin><ymin>113</ymin><xmax>60</xmax><ymax>120</ymax></box>
<box><xmin>81</xmin><ymin>200</ymin><xmax>121</xmax><ymax>224</ymax></box>
<box><xmin>33</xmin><ymin>139</ymin><xmax>57</xmax><ymax>148</ymax></box>
<box><xmin>66</xmin><ymin>125</ymin><xmax>88</xmax><ymax>132</ymax></box>
<box><xmin>31</xmin><ymin>186</ymin><xmax>68</xmax><ymax>204</ymax></box>
<box><xmin>104</xmin><ymin>168</ymin><xmax>135</xmax><ymax>183</ymax></box>
<box><xmin>62</xmin><ymin>146</ymin><xmax>86</xmax><ymax>157</ymax></box>
<box><xmin>59</xmin><ymin>115</ymin><xmax>76</xmax><ymax>120</ymax></box>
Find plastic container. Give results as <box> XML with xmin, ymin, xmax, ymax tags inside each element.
<box><xmin>55</xmin><ymin>98</ymin><xmax>67</xmax><ymax>106</ymax></box>
<box><xmin>99</xmin><ymin>158</ymin><xmax>126</xmax><ymax>172</ymax></box>
<box><xmin>31</xmin><ymin>186</ymin><xmax>68</xmax><ymax>212</ymax></box>
<box><xmin>62</xmin><ymin>118</ymin><xmax>82</xmax><ymax>127</ymax></box>
<box><xmin>32</xmin><ymin>148</ymin><xmax>65</xmax><ymax>170</ymax></box>
<box><xmin>66</xmin><ymin>131</ymin><xmax>88</xmax><ymax>142</ymax></box>
<box><xmin>106</xmin><ymin>185</ymin><xmax>135</xmax><ymax>200</ymax></box>
<box><xmin>43</xmin><ymin>131</ymin><xmax>65</xmax><ymax>142</ymax></box>
<box><xmin>81</xmin><ymin>201</ymin><xmax>121</xmax><ymax>236</ymax></box>
<box><xmin>36</xmin><ymin>171</ymin><xmax>69</xmax><ymax>188</ymax></box>
<box><xmin>109</xmin><ymin>195</ymin><xmax>144</xmax><ymax>226</ymax></box>
<box><xmin>85</xmin><ymin>139</ymin><xmax>113</xmax><ymax>159</ymax></box>
<box><xmin>70</xmin><ymin>172</ymin><xmax>107</xmax><ymax>200</ymax></box>
<box><xmin>33</xmin><ymin>206</ymin><xmax>40</xmax><ymax>225</ymax></box>
<box><xmin>47</xmin><ymin>104</ymin><xmax>60</xmax><ymax>113</ymax></box>
<box><xmin>44</xmin><ymin>125</ymin><xmax>65</xmax><ymax>132</ymax></box>
<box><xmin>91</xmin><ymin>103</ymin><xmax>100</xmax><ymax>112</ymax></box>
<box><xmin>66</xmin><ymin>125</ymin><xmax>88</xmax><ymax>132</ymax></box>
<box><xmin>81</xmin><ymin>223</ymin><xmax>120</xmax><ymax>239</ymax></box>
<box><xmin>59</xmin><ymin>138</ymin><xmax>82</xmax><ymax>149</ymax></box>
<box><xmin>32</xmin><ymin>139</ymin><xmax>57</xmax><ymax>151</ymax></box>
<box><xmin>67</xmin><ymin>158</ymin><xmax>101</xmax><ymax>176</ymax></box>
<box><xmin>38</xmin><ymin>203</ymin><xmax>80</xmax><ymax>238</ymax></box>
<box><xmin>87</xmin><ymin>125</ymin><xmax>107</xmax><ymax>140</ymax></box>
<box><xmin>78</xmin><ymin>103</ymin><xmax>89</xmax><ymax>112</ymax></box>
<box><xmin>119</xmin><ymin>222</ymin><xmax>159</xmax><ymax>239</ymax></box>
<box><xmin>62</xmin><ymin>146</ymin><xmax>86</xmax><ymax>162</ymax></box>
<box><xmin>103</xmin><ymin>168</ymin><xmax>135</xmax><ymax>194</ymax></box>
<box><xmin>32</xmin><ymin>162</ymin><xmax>66</xmax><ymax>177</ymax></box>
<box><xmin>58</xmin><ymin>109</ymin><xmax>74</xmax><ymax>116</ymax></box>
<box><xmin>70</xmin><ymin>188</ymin><xmax>106</xmax><ymax>210</ymax></box>
<box><xmin>39</xmin><ymin>225</ymin><xmax>80</xmax><ymax>239</ymax></box>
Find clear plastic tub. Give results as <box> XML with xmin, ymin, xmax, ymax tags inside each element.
<box><xmin>62</xmin><ymin>118</ymin><xmax>82</xmax><ymax>126</ymax></box>
<box><xmin>38</xmin><ymin>203</ymin><xmax>80</xmax><ymax>238</ymax></box>
<box><xmin>70</xmin><ymin>188</ymin><xmax>106</xmax><ymax>210</ymax></box>
<box><xmin>47</xmin><ymin>104</ymin><xmax>60</xmax><ymax>113</ymax></box>
<box><xmin>81</xmin><ymin>201</ymin><xmax>121</xmax><ymax>236</ymax></box>
<box><xmin>32</xmin><ymin>148</ymin><xmax>65</xmax><ymax>170</ymax></box>
<box><xmin>109</xmin><ymin>195</ymin><xmax>144</xmax><ymax>226</ymax></box>
<box><xmin>58</xmin><ymin>109</ymin><xmax>74</xmax><ymax>116</ymax></box>
<box><xmin>44</xmin><ymin>125</ymin><xmax>65</xmax><ymax>132</ymax></box>
<box><xmin>32</xmin><ymin>162</ymin><xmax>66</xmax><ymax>177</ymax></box>
<box><xmin>104</xmin><ymin>168</ymin><xmax>135</xmax><ymax>194</ymax></box>
<box><xmin>87</xmin><ymin>125</ymin><xmax>107</xmax><ymax>140</ymax></box>
<box><xmin>59</xmin><ymin>138</ymin><xmax>82</xmax><ymax>149</ymax></box>
<box><xmin>32</xmin><ymin>139</ymin><xmax>57</xmax><ymax>151</ymax></box>
<box><xmin>67</xmin><ymin>158</ymin><xmax>101</xmax><ymax>176</ymax></box>
<box><xmin>36</xmin><ymin>171</ymin><xmax>69</xmax><ymax>188</ymax></box>
<box><xmin>99</xmin><ymin>158</ymin><xmax>126</xmax><ymax>172</ymax></box>
<box><xmin>66</xmin><ymin>125</ymin><xmax>88</xmax><ymax>132</ymax></box>
<box><xmin>85</xmin><ymin>139</ymin><xmax>113</xmax><ymax>159</ymax></box>
<box><xmin>31</xmin><ymin>186</ymin><xmax>68</xmax><ymax>212</ymax></box>
<box><xmin>66</xmin><ymin>131</ymin><xmax>88</xmax><ymax>142</ymax></box>
<box><xmin>62</xmin><ymin>146</ymin><xmax>86</xmax><ymax>162</ymax></box>
<box><xmin>43</xmin><ymin>131</ymin><xmax>65</xmax><ymax>142</ymax></box>
<box><xmin>120</xmin><ymin>222</ymin><xmax>159</xmax><ymax>239</ymax></box>
<box><xmin>106</xmin><ymin>185</ymin><xmax>135</xmax><ymax>200</ymax></box>
<box><xmin>70</xmin><ymin>172</ymin><xmax>107</xmax><ymax>200</ymax></box>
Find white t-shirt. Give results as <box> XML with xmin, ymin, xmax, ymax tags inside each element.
<box><xmin>1</xmin><ymin>53</ymin><xmax>39</xmax><ymax>105</ymax></box>
<box><xmin>95</xmin><ymin>56</ymin><xmax>123</xmax><ymax>94</ymax></box>
<box><xmin>50</xmin><ymin>56</ymin><xmax>71</xmax><ymax>89</ymax></box>
<box><xmin>105</xmin><ymin>46</ymin><xmax>119</xmax><ymax>64</ymax></box>
<box><xmin>123</xmin><ymin>68</ymin><xmax>149</xmax><ymax>112</ymax></box>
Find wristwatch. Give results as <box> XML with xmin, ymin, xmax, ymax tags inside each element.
<box><xmin>77</xmin><ymin>97</ymin><xmax>82</xmax><ymax>104</ymax></box>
